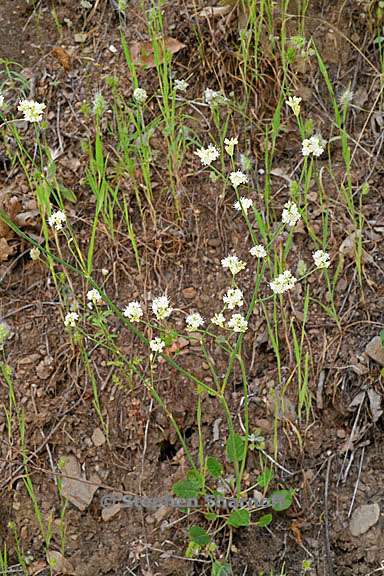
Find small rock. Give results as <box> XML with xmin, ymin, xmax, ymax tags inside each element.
<box><xmin>46</xmin><ymin>550</ymin><xmax>75</xmax><ymax>574</ymax></box>
<box><xmin>92</xmin><ymin>428</ymin><xmax>106</xmax><ymax>447</ymax></box>
<box><xmin>365</xmin><ymin>336</ymin><xmax>384</xmax><ymax>367</ymax></box>
<box><xmin>101</xmin><ymin>503</ymin><xmax>122</xmax><ymax>521</ymax></box>
<box><xmin>153</xmin><ymin>505</ymin><xmax>172</xmax><ymax>523</ymax></box>
<box><xmin>74</xmin><ymin>32</ymin><xmax>88</xmax><ymax>43</ymax></box>
<box><xmin>61</xmin><ymin>455</ymin><xmax>100</xmax><ymax>511</ymax></box>
<box><xmin>349</xmin><ymin>503</ymin><xmax>380</xmax><ymax>536</ymax></box>
<box><xmin>182</xmin><ymin>287</ymin><xmax>196</xmax><ymax>299</ymax></box>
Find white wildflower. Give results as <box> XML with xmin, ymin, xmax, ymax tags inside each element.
<box><xmin>229</xmin><ymin>171</ymin><xmax>248</xmax><ymax>188</ymax></box>
<box><xmin>64</xmin><ymin>312</ymin><xmax>79</xmax><ymax>328</ymax></box>
<box><xmin>194</xmin><ymin>144</ymin><xmax>220</xmax><ymax>166</ymax></box>
<box><xmin>0</xmin><ymin>93</ymin><xmax>4</xmax><ymax>108</ymax></box>
<box><xmin>175</xmin><ymin>79</ymin><xmax>189</xmax><ymax>92</ymax></box>
<box><xmin>133</xmin><ymin>88</ymin><xmax>148</xmax><ymax>104</ymax></box>
<box><xmin>269</xmin><ymin>270</ymin><xmax>297</xmax><ymax>294</ymax></box>
<box><xmin>48</xmin><ymin>210</ymin><xmax>66</xmax><ymax>231</ymax></box>
<box><xmin>223</xmin><ymin>288</ymin><xmax>244</xmax><ymax>310</ymax></box>
<box><xmin>302</xmin><ymin>135</ymin><xmax>325</xmax><ymax>157</ymax></box>
<box><xmin>312</xmin><ymin>250</ymin><xmax>330</xmax><ymax>269</ymax></box>
<box><xmin>250</xmin><ymin>245</ymin><xmax>267</xmax><ymax>258</ymax></box>
<box><xmin>87</xmin><ymin>289</ymin><xmax>103</xmax><ymax>306</ymax></box>
<box><xmin>221</xmin><ymin>255</ymin><xmax>246</xmax><ymax>276</ymax></box>
<box><xmin>282</xmin><ymin>201</ymin><xmax>301</xmax><ymax>227</ymax></box>
<box><xmin>286</xmin><ymin>96</ymin><xmax>302</xmax><ymax>116</ymax></box>
<box><xmin>228</xmin><ymin>313</ymin><xmax>248</xmax><ymax>333</ymax></box>
<box><xmin>17</xmin><ymin>100</ymin><xmax>46</xmax><ymax>123</ymax></box>
<box><xmin>211</xmin><ymin>312</ymin><xmax>225</xmax><ymax>328</ymax></box>
<box><xmin>224</xmin><ymin>137</ymin><xmax>238</xmax><ymax>157</ymax></box>
<box><xmin>310</xmin><ymin>135</ymin><xmax>326</xmax><ymax>157</ymax></box>
<box><xmin>123</xmin><ymin>301</ymin><xmax>143</xmax><ymax>322</ymax></box>
<box><xmin>149</xmin><ymin>337</ymin><xmax>165</xmax><ymax>353</ymax></box>
<box><xmin>204</xmin><ymin>88</ymin><xmax>227</xmax><ymax>106</ymax></box>
<box><xmin>186</xmin><ymin>312</ymin><xmax>204</xmax><ymax>331</ymax></box>
<box><xmin>152</xmin><ymin>295</ymin><xmax>173</xmax><ymax>320</ymax></box>
<box><xmin>234</xmin><ymin>197</ymin><xmax>253</xmax><ymax>212</ymax></box>
<box><xmin>30</xmin><ymin>247</ymin><xmax>41</xmax><ymax>260</ymax></box>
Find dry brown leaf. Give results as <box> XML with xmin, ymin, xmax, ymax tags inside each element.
<box><xmin>0</xmin><ymin>238</ymin><xmax>14</xmax><ymax>261</ymax></box>
<box><xmin>129</xmin><ymin>37</ymin><xmax>185</xmax><ymax>68</ymax></box>
<box><xmin>52</xmin><ymin>47</ymin><xmax>71</xmax><ymax>72</ymax></box>
<box><xmin>198</xmin><ymin>6</ymin><xmax>231</xmax><ymax>17</ymax></box>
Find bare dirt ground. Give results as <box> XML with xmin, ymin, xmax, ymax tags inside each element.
<box><xmin>0</xmin><ymin>1</ymin><xmax>384</xmax><ymax>575</ymax></box>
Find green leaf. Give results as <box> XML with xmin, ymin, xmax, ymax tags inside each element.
<box><xmin>257</xmin><ymin>468</ymin><xmax>273</xmax><ymax>489</ymax></box>
<box><xmin>212</xmin><ymin>560</ymin><xmax>232</xmax><ymax>576</ymax></box>
<box><xmin>227</xmin><ymin>509</ymin><xmax>250</xmax><ymax>528</ymax></box>
<box><xmin>187</xmin><ymin>469</ymin><xmax>204</xmax><ymax>488</ymax></box>
<box><xmin>58</xmin><ymin>183</ymin><xmax>77</xmax><ymax>203</ymax></box>
<box><xmin>270</xmin><ymin>490</ymin><xmax>293</xmax><ymax>511</ymax></box>
<box><xmin>207</xmin><ymin>457</ymin><xmax>223</xmax><ymax>478</ymax></box>
<box><xmin>204</xmin><ymin>512</ymin><xmax>218</xmax><ymax>521</ymax></box>
<box><xmin>256</xmin><ymin>513</ymin><xmax>272</xmax><ymax>527</ymax></box>
<box><xmin>172</xmin><ymin>479</ymin><xmax>199</xmax><ymax>499</ymax></box>
<box><xmin>189</xmin><ymin>525</ymin><xmax>211</xmax><ymax>546</ymax></box>
<box><xmin>226</xmin><ymin>433</ymin><xmax>245</xmax><ymax>463</ymax></box>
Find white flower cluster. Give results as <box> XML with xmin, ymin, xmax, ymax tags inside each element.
<box><xmin>227</xmin><ymin>313</ymin><xmax>248</xmax><ymax>333</ymax></box>
<box><xmin>0</xmin><ymin>92</ymin><xmax>4</xmax><ymax>108</ymax></box>
<box><xmin>269</xmin><ymin>270</ymin><xmax>297</xmax><ymax>294</ymax></box>
<box><xmin>286</xmin><ymin>96</ymin><xmax>302</xmax><ymax>116</ymax></box>
<box><xmin>312</xmin><ymin>250</ymin><xmax>330</xmax><ymax>269</ymax></box>
<box><xmin>64</xmin><ymin>312</ymin><xmax>79</xmax><ymax>328</ymax></box>
<box><xmin>221</xmin><ymin>255</ymin><xmax>246</xmax><ymax>276</ymax></box>
<box><xmin>281</xmin><ymin>201</ymin><xmax>301</xmax><ymax>227</ymax></box>
<box><xmin>194</xmin><ymin>144</ymin><xmax>220</xmax><ymax>167</ymax></box>
<box><xmin>224</xmin><ymin>137</ymin><xmax>238</xmax><ymax>156</ymax></box>
<box><xmin>123</xmin><ymin>301</ymin><xmax>143</xmax><ymax>323</ymax></box>
<box><xmin>150</xmin><ymin>337</ymin><xmax>165</xmax><ymax>353</ymax></box>
<box><xmin>234</xmin><ymin>197</ymin><xmax>252</xmax><ymax>212</ymax></box>
<box><xmin>48</xmin><ymin>210</ymin><xmax>66</xmax><ymax>231</ymax></box>
<box><xmin>229</xmin><ymin>171</ymin><xmax>248</xmax><ymax>188</ymax></box>
<box><xmin>186</xmin><ymin>312</ymin><xmax>204</xmax><ymax>331</ymax></box>
<box><xmin>204</xmin><ymin>88</ymin><xmax>227</xmax><ymax>106</ymax></box>
<box><xmin>250</xmin><ymin>245</ymin><xmax>267</xmax><ymax>258</ymax></box>
<box><xmin>175</xmin><ymin>79</ymin><xmax>188</xmax><ymax>92</ymax></box>
<box><xmin>302</xmin><ymin>135</ymin><xmax>325</xmax><ymax>157</ymax></box>
<box><xmin>152</xmin><ymin>295</ymin><xmax>173</xmax><ymax>320</ymax></box>
<box><xmin>18</xmin><ymin>100</ymin><xmax>46</xmax><ymax>123</ymax></box>
<box><xmin>133</xmin><ymin>88</ymin><xmax>148</xmax><ymax>104</ymax></box>
<box><xmin>211</xmin><ymin>312</ymin><xmax>225</xmax><ymax>328</ymax></box>
<box><xmin>223</xmin><ymin>288</ymin><xmax>244</xmax><ymax>309</ymax></box>
<box><xmin>87</xmin><ymin>289</ymin><xmax>103</xmax><ymax>307</ymax></box>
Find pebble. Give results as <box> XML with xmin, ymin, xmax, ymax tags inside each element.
<box><xmin>92</xmin><ymin>427</ymin><xmax>106</xmax><ymax>447</ymax></box>
<box><xmin>365</xmin><ymin>336</ymin><xmax>384</xmax><ymax>367</ymax></box>
<box><xmin>182</xmin><ymin>287</ymin><xmax>196</xmax><ymax>299</ymax></box>
<box><xmin>349</xmin><ymin>503</ymin><xmax>380</xmax><ymax>536</ymax></box>
<box><xmin>102</xmin><ymin>503</ymin><xmax>122</xmax><ymax>522</ymax></box>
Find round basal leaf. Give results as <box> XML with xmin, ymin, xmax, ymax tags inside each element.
<box><xmin>226</xmin><ymin>433</ymin><xmax>245</xmax><ymax>463</ymax></box>
<box><xmin>270</xmin><ymin>490</ymin><xmax>293</xmax><ymax>511</ymax></box>
<box><xmin>227</xmin><ymin>508</ymin><xmax>250</xmax><ymax>528</ymax></box>
<box><xmin>172</xmin><ymin>479</ymin><xmax>199</xmax><ymax>499</ymax></box>
<box><xmin>189</xmin><ymin>525</ymin><xmax>211</xmax><ymax>546</ymax></box>
<box><xmin>207</xmin><ymin>456</ymin><xmax>223</xmax><ymax>478</ymax></box>
<box><xmin>256</xmin><ymin>513</ymin><xmax>273</xmax><ymax>527</ymax></box>
<box><xmin>204</xmin><ymin>512</ymin><xmax>218</xmax><ymax>521</ymax></box>
<box><xmin>212</xmin><ymin>560</ymin><xmax>233</xmax><ymax>576</ymax></box>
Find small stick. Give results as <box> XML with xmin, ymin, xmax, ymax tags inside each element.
<box><xmin>348</xmin><ymin>446</ymin><xmax>365</xmax><ymax>518</ymax></box>
<box><xmin>324</xmin><ymin>453</ymin><xmax>335</xmax><ymax>576</ymax></box>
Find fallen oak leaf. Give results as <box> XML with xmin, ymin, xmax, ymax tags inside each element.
<box><xmin>129</xmin><ymin>37</ymin><xmax>185</xmax><ymax>68</ymax></box>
